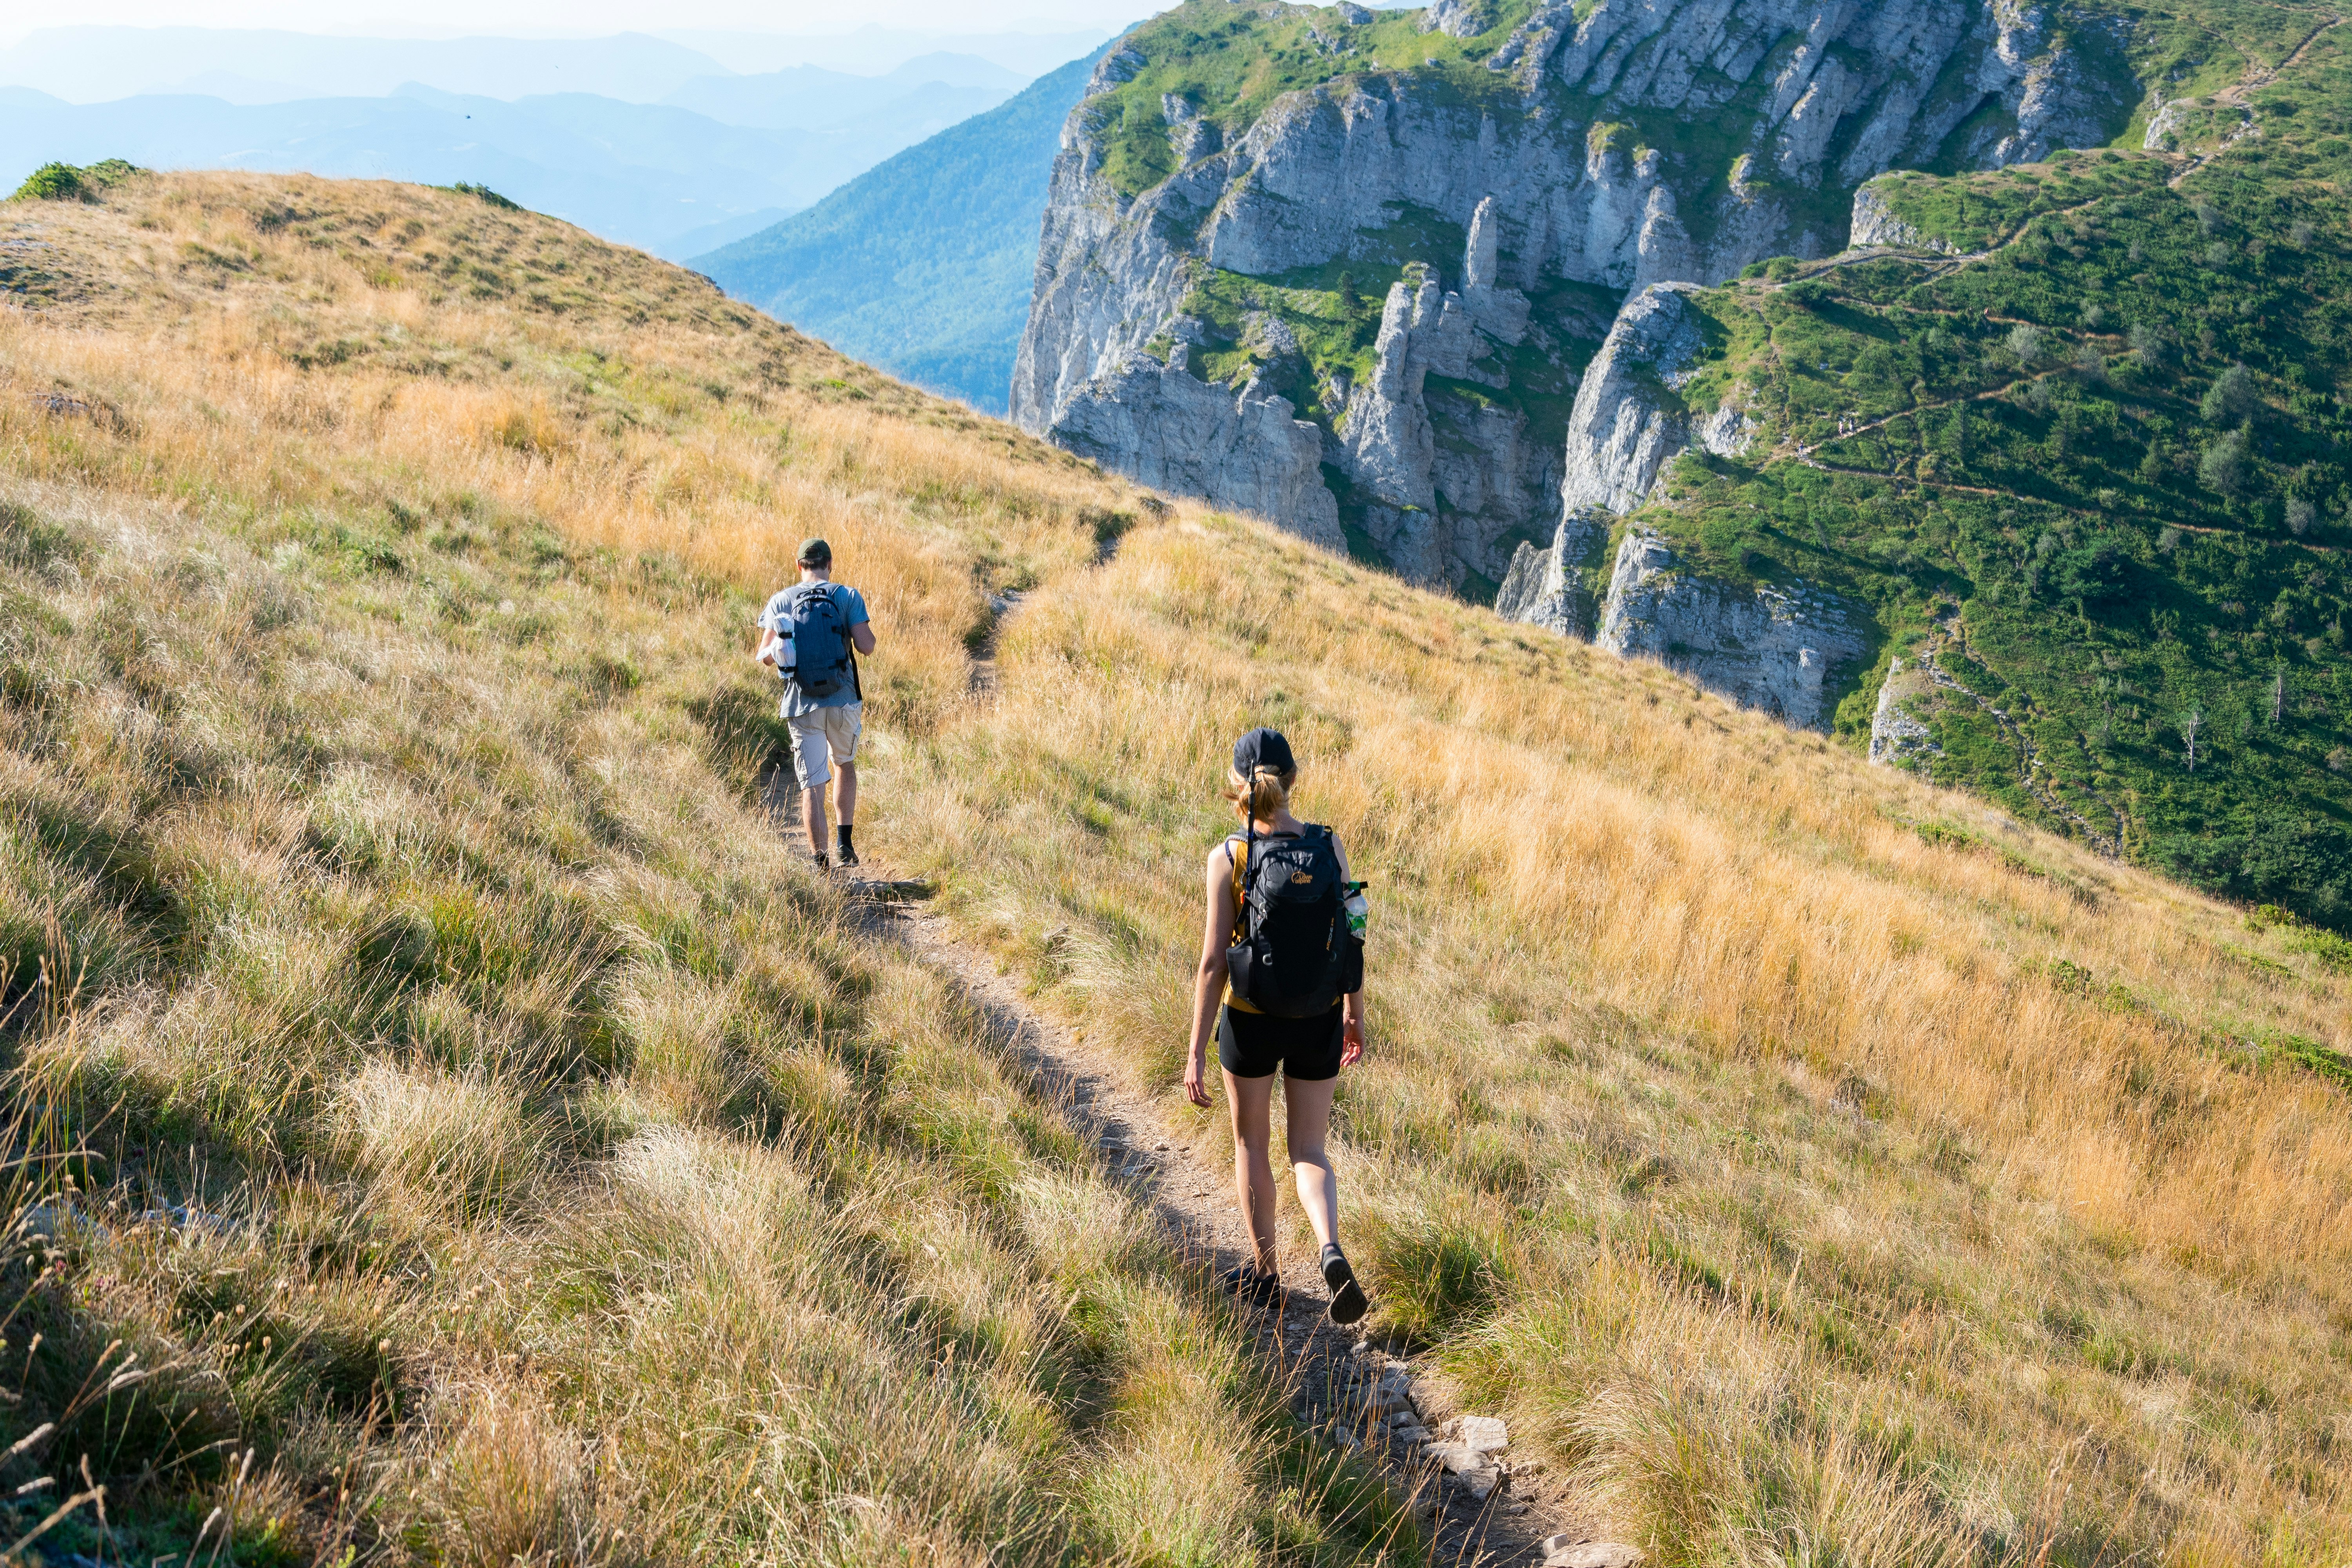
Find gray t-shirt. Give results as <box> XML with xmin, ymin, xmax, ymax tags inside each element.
<box><xmin>758</xmin><ymin>581</ymin><xmax>869</xmax><ymax>718</ymax></box>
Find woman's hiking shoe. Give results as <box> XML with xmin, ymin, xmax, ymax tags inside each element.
<box><xmin>1321</xmin><ymin>1244</ymin><xmax>1367</xmax><ymax>1325</ymax></box>
<box><xmin>1221</xmin><ymin>1263</ymin><xmax>1282</xmax><ymax>1308</ymax></box>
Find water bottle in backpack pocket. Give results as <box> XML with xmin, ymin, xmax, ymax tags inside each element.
<box><xmin>785</xmin><ymin>583</ymin><xmax>853</xmax><ymax>699</ymax></box>
<box><xmin>1227</xmin><ymin>826</ymin><xmax>1352</xmax><ymax>1018</ymax></box>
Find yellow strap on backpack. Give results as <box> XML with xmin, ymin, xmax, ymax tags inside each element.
<box><xmin>1224</xmin><ymin>833</ymin><xmax>1260</xmax><ymax>1014</ymax></box>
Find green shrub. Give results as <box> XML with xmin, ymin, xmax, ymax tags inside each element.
<box><xmin>11</xmin><ymin>159</ymin><xmax>142</xmax><ymax>202</ymax></box>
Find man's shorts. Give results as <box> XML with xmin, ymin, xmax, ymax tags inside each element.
<box><xmin>789</xmin><ymin>702</ymin><xmax>862</xmax><ymax>790</ymax></box>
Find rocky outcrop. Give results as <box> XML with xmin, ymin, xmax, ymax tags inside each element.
<box><xmin>1013</xmin><ymin>0</ymin><xmax>2128</xmax><ymax>594</ymax></box>
<box><xmin>1596</xmin><ymin>532</ymin><xmax>1866</xmax><ymax>731</ymax></box>
<box><xmin>1869</xmin><ymin>656</ymin><xmax>1944</xmax><ymax>766</ymax></box>
<box><xmin>1494</xmin><ymin>508</ymin><xmax>1610</xmax><ymax>637</ymax></box>
<box><xmin>1559</xmin><ymin>282</ymin><xmax>1704</xmax><ymax>515</ymax></box>
<box><xmin>1848</xmin><ymin>182</ymin><xmax>1962</xmax><ymax>253</ymax></box>
<box><xmin>1049</xmin><ymin>346</ymin><xmax>1344</xmax><ymax>550</ymax></box>
<box><xmin>1500</xmin><ymin>280</ymin><xmax>1710</xmax><ymax>637</ymax></box>
<box><xmin>1325</xmin><ymin>239</ymin><xmax>1552</xmax><ymax>583</ymax></box>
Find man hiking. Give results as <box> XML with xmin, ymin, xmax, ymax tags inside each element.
<box><xmin>754</xmin><ymin>537</ymin><xmax>876</xmax><ymax>870</ymax></box>
<box><xmin>1183</xmin><ymin>728</ymin><xmax>1370</xmax><ymax>1324</ymax></box>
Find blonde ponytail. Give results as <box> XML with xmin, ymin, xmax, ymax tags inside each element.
<box><xmin>1226</xmin><ymin>763</ymin><xmax>1295</xmax><ymax>820</ymax></box>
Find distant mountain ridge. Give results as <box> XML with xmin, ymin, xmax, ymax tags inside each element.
<box><xmin>0</xmin><ymin>24</ymin><xmax>1076</xmax><ymax>261</ymax></box>
<box><xmin>660</xmin><ymin>54</ymin><xmax>1022</xmax><ymax>131</ymax></box>
<box><xmin>695</xmin><ymin>49</ymin><xmax>1105</xmax><ymax>412</ymax></box>
<box><xmin>0</xmin><ymin>86</ymin><xmax>818</xmax><ymax>260</ymax></box>
<box><xmin>0</xmin><ymin>26</ymin><xmax>730</xmax><ymax>104</ymax></box>
<box><xmin>0</xmin><ymin>49</ymin><xmax>1028</xmax><ymax>261</ymax></box>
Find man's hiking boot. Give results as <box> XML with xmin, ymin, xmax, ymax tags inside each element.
<box><xmin>1221</xmin><ymin>1263</ymin><xmax>1282</xmax><ymax>1308</ymax></box>
<box><xmin>811</xmin><ymin>852</ymin><xmax>831</xmax><ymax>872</ymax></box>
<box><xmin>1321</xmin><ymin>1244</ymin><xmax>1367</xmax><ymax>1326</ymax></box>
<box><xmin>836</xmin><ymin>826</ymin><xmax>859</xmax><ymax>868</ymax></box>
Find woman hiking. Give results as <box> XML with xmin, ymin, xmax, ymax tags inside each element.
<box><xmin>1184</xmin><ymin>728</ymin><xmax>1370</xmax><ymax>1325</ymax></box>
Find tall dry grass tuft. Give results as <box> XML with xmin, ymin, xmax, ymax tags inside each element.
<box><xmin>337</xmin><ymin>1058</ymin><xmax>548</xmax><ymax>1223</ymax></box>
<box><xmin>417</xmin><ymin>1385</ymin><xmax>604</xmax><ymax>1568</ymax></box>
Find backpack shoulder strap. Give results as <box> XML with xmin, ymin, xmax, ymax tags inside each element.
<box><xmin>1226</xmin><ymin>833</ymin><xmax>1250</xmax><ymax>945</ymax></box>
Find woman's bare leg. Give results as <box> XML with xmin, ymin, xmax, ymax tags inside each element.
<box><xmin>1223</xmin><ymin>1071</ymin><xmax>1279</xmax><ymax>1274</ymax></box>
<box><xmin>1283</xmin><ymin>1074</ymin><xmax>1341</xmax><ymax>1250</ymax></box>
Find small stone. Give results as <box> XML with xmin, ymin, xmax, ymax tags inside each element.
<box><xmin>1424</xmin><ymin>1441</ymin><xmax>1487</xmax><ymax>1477</ymax></box>
<box><xmin>1460</xmin><ymin>1414</ymin><xmax>1508</xmax><ymax>1453</ymax></box>
<box><xmin>1458</xmin><ymin>1466</ymin><xmax>1498</xmax><ymax>1500</ymax></box>
<box><xmin>1541</xmin><ymin>1543</ymin><xmax>1643</xmax><ymax>1568</ymax></box>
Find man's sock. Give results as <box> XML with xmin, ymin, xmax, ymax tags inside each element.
<box><xmin>837</xmin><ymin>824</ymin><xmax>855</xmax><ymax>856</ymax></box>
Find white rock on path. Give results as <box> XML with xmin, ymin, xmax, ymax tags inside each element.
<box><xmin>1459</xmin><ymin>1414</ymin><xmax>1508</xmax><ymax>1453</ymax></box>
<box><xmin>1540</xmin><ymin>1540</ymin><xmax>1643</xmax><ymax>1568</ymax></box>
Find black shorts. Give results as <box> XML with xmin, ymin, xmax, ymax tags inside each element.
<box><xmin>1218</xmin><ymin>1003</ymin><xmax>1344</xmax><ymax>1082</ymax></box>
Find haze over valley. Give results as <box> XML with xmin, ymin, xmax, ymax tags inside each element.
<box><xmin>0</xmin><ymin>23</ymin><xmax>1112</xmax><ymax>259</ymax></box>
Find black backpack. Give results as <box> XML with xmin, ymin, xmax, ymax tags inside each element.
<box><xmin>785</xmin><ymin>583</ymin><xmax>857</xmax><ymax>701</ymax></box>
<box><xmin>1226</xmin><ymin>825</ymin><xmax>1355</xmax><ymax>1018</ymax></box>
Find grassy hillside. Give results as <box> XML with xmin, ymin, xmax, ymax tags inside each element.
<box><xmin>695</xmin><ymin>49</ymin><xmax>1103</xmax><ymax>414</ymax></box>
<box><xmin>0</xmin><ymin>172</ymin><xmax>1402</xmax><ymax>1566</ymax></box>
<box><xmin>1</xmin><ymin>167</ymin><xmax>2349</xmax><ymax>1565</ymax></box>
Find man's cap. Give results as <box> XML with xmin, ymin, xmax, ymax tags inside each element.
<box><xmin>1233</xmin><ymin>727</ymin><xmax>1295</xmax><ymax>776</ymax></box>
<box><xmin>797</xmin><ymin>537</ymin><xmax>831</xmax><ymax>566</ymax></box>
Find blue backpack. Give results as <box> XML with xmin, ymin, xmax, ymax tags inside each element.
<box><xmin>785</xmin><ymin>584</ymin><xmax>857</xmax><ymax>701</ymax></box>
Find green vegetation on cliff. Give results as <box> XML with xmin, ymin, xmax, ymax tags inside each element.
<box><xmin>1090</xmin><ymin>0</ymin><xmax>1542</xmax><ymax>198</ymax></box>
<box><xmin>1638</xmin><ymin>16</ymin><xmax>2352</xmax><ymax>923</ymax></box>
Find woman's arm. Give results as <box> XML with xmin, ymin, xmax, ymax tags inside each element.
<box><xmin>1184</xmin><ymin>842</ymin><xmax>1236</xmax><ymax>1108</ymax></box>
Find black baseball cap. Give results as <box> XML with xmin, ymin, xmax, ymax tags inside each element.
<box><xmin>1233</xmin><ymin>727</ymin><xmax>1295</xmax><ymax>775</ymax></box>
<box><xmin>797</xmin><ymin>537</ymin><xmax>831</xmax><ymax>567</ymax></box>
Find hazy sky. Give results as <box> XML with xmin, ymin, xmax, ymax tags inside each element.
<box><xmin>10</xmin><ymin>0</ymin><xmax>1157</xmax><ymax>37</ymax></box>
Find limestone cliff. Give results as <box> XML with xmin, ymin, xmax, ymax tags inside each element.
<box><xmin>1050</xmin><ymin>345</ymin><xmax>1345</xmax><ymax>550</ymax></box>
<box><xmin>1012</xmin><ymin>0</ymin><xmax>2126</xmax><ymax>592</ymax></box>
<box><xmin>1597</xmin><ymin>532</ymin><xmax>1866</xmax><ymax>730</ymax></box>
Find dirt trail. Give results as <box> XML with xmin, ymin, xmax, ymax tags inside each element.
<box><xmin>1910</xmin><ymin>616</ymin><xmax>2127</xmax><ymax>856</ymax></box>
<box><xmin>2165</xmin><ymin>14</ymin><xmax>2343</xmax><ymax>186</ymax></box>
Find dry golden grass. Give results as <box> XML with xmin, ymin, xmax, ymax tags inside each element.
<box><xmin>891</xmin><ymin>513</ymin><xmax>2352</xmax><ymax>1559</ymax></box>
<box><xmin>1</xmin><ymin>169</ymin><xmax>2348</xmax><ymax>1564</ymax></box>
<box><xmin>0</xmin><ymin>174</ymin><xmax>1403</xmax><ymax>1565</ymax></box>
